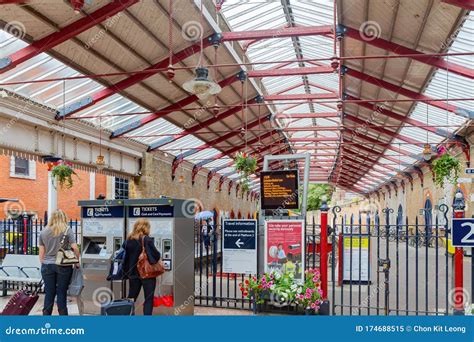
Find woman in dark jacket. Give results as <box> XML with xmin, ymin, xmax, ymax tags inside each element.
<box><xmin>123</xmin><ymin>218</ymin><xmax>161</xmax><ymax>315</ymax></box>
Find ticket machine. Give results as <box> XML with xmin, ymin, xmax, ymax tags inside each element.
<box><xmin>125</xmin><ymin>198</ymin><xmax>194</xmax><ymax>315</ymax></box>
<box><xmin>78</xmin><ymin>200</ymin><xmax>126</xmax><ymax>315</ymax></box>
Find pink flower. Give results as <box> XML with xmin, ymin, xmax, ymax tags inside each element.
<box><xmin>318</xmin><ymin>289</ymin><xmax>323</xmax><ymax>295</ymax></box>
<box><xmin>305</xmin><ymin>293</ymin><xmax>311</xmax><ymax>299</ymax></box>
<box><xmin>311</xmin><ymin>303</ymin><xmax>316</xmax><ymax>309</ymax></box>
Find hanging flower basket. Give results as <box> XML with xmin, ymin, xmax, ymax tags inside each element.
<box><xmin>431</xmin><ymin>153</ymin><xmax>461</xmax><ymax>187</ymax></box>
<box><xmin>50</xmin><ymin>161</ymin><xmax>78</xmax><ymax>189</ymax></box>
<box><xmin>234</xmin><ymin>152</ymin><xmax>257</xmax><ymax>193</ymax></box>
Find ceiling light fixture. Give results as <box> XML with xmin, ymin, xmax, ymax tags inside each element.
<box><xmin>183</xmin><ymin>67</ymin><xmax>222</xmax><ymax>100</ymax></box>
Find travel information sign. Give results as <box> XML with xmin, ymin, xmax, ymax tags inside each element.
<box><xmin>260</xmin><ymin>170</ymin><xmax>299</xmax><ymax>210</ymax></box>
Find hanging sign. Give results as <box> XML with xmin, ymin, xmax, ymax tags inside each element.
<box><xmin>222</xmin><ymin>219</ymin><xmax>257</xmax><ymax>274</ymax></box>
<box><xmin>260</xmin><ymin>170</ymin><xmax>299</xmax><ymax>210</ymax></box>
<box><xmin>264</xmin><ymin>220</ymin><xmax>304</xmax><ymax>282</ymax></box>
<box><xmin>342</xmin><ymin>235</ymin><xmax>370</xmax><ymax>282</ymax></box>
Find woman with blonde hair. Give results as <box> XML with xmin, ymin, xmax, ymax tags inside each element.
<box><xmin>123</xmin><ymin>218</ymin><xmax>161</xmax><ymax>315</ymax></box>
<box><xmin>38</xmin><ymin>209</ymin><xmax>80</xmax><ymax>315</ymax></box>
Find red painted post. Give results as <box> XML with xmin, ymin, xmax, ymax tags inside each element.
<box><xmin>320</xmin><ymin>198</ymin><xmax>329</xmax><ymax>299</ymax></box>
<box><xmin>338</xmin><ymin>232</ymin><xmax>343</xmax><ymax>287</ymax></box>
<box><xmin>452</xmin><ymin>189</ymin><xmax>466</xmax><ymax>315</ymax></box>
<box><xmin>23</xmin><ymin>215</ymin><xmax>27</xmax><ymax>255</ymax></box>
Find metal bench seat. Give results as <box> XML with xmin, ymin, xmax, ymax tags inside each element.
<box><xmin>0</xmin><ymin>254</ymin><xmax>42</xmax><ymax>296</ymax></box>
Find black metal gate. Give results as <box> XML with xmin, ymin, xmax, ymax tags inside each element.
<box><xmin>329</xmin><ymin>205</ymin><xmax>474</xmax><ymax>315</ymax></box>
<box><xmin>193</xmin><ymin>218</ymin><xmax>323</xmax><ymax>310</ymax></box>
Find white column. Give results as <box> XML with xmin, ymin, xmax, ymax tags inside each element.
<box><xmin>89</xmin><ymin>172</ymin><xmax>96</xmax><ymax>200</ymax></box>
<box><xmin>47</xmin><ymin>171</ymin><xmax>58</xmax><ymax>217</ymax></box>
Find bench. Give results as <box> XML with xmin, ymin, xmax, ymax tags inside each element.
<box><xmin>0</xmin><ymin>254</ymin><xmax>42</xmax><ymax>296</ymax></box>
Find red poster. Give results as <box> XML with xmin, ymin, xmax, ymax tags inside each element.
<box><xmin>264</xmin><ymin>220</ymin><xmax>304</xmax><ymax>282</ymax></box>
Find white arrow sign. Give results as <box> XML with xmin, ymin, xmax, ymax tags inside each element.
<box><xmin>235</xmin><ymin>238</ymin><xmax>244</xmax><ymax>248</ymax></box>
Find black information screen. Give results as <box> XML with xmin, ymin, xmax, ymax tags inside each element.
<box><xmin>260</xmin><ymin>170</ymin><xmax>299</xmax><ymax>210</ymax></box>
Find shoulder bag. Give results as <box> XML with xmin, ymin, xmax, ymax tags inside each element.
<box><xmin>137</xmin><ymin>237</ymin><xmax>165</xmax><ymax>279</ymax></box>
<box><xmin>55</xmin><ymin>227</ymin><xmax>79</xmax><ymax>266</ymax></box>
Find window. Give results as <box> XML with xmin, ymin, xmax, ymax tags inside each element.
<box><xmin>15</xmin><ymin>157</ymin><xmax>29</xmax><ymax>176</ymax></box>
<box><xmin>10</xmin><ymin>156</ymin><xmax>36</xmax><ymax>180</ymax></box>
<box><xmin>114</xmin><ymin>177</ymin><xmax>129</xmax><ymax>199</ymax></box>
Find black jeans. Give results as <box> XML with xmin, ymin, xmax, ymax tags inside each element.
<box><xmin>41</xmin><ymin>264</ymin><xmax>73</xmax><ymax>315</ymax></box>
<box><xmin>128</xmin><ymin>278</ymin><xmax>156</xmax><ymax>315</ymax></box>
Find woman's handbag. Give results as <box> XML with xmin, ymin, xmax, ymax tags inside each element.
<box><xmin>137</xmin><ymin>238</ymin><xmax>165</xmax><ymax>279</ymax></box>
<box><xmin>55</xmin><ymin>227</ymin><xmax>79</xmax><ymax>266</ymax></box>
<box><xmin>1</xmin><ymin>282</ymin><xmax>43</xmax><ymax>315</ymax></box>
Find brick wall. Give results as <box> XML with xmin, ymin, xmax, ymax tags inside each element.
<box><xmin>0</xmin><ymin>155</ymin><xmax>107</xmax><ymax>220</ymax></box>
<box><xmin>130</xmin><ymin>153</ymin><xmax>258</xmax><ymax>218</ymax></box>
<box><xmin>332</xmin><ymin>145</ymin><xmax>473</xmax><ymax>222</ymax></box>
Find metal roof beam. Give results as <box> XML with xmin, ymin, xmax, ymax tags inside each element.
<box><xmin>148</xmin><ymin>95</ymin><xmax>262</xmax><ymax>151</ymax></box>
<box><xmin>345</xmin><ymin>68</ymin><xmax>473</xmax><ymax>118</ymax></box>
<box><xmin>0</xmin><ymin>0</ymin><xmax>139</xmax><ymax>74</ymax></box>
<box><xmin>265</xmin><ymin>93</ymin><xmax>337</xmax><ymax>101</ymax></box>
<box><xmin>194</xmin><ymin>131</ymin><xmax>281</xmax><ymax>168</ymax></box>
<box><xmin>111</xmin><ymin>72</ymin><xmax>244</xmax><ymax>138</ymax></box>
<box><xmin>346</xmin><ymin>95</ymin><xmax>453</xmax><ymax>138</ymax></box>
<box><xmin>344</xmin><ymin>113</ymin><xmax>423</xmax><ymax>145</ymax></box>
<box><xmin>173</xmin><ymin>116</ymin><xmax>271</xmax><ymax>160</ymax></box>
<box><xmin>442</xmin><ymin>0</ymin><xmax>474</xmax><ymax>10</ymax></box>
<box><xmin>342</xmin><ymin>25</ymin><xmax>474</xmax><ymax>79</ymax></box>
<box><xmin>247</xmin><ymin>66</ymin><xmax>333</xmax><ymax>78</ymax></box>
<box><xmin>56</xmin><ymin>33</ymin><xmax>215</xmax><ymax>119</ymax></box>
<box><xmin>275</xmin><ymin>112</ymin><xmax>339</xmax><ymax>119</ymax></box>
<box><xmin>220</xmin><ymin>25</ymin><xmax>333</xmax><ymax>42</ymax></box>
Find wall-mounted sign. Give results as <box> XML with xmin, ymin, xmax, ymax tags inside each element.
<box><xmin>128</xmin><ymin>205</ymin><xmax>174</xmax><ymax>218</ymax></box>
<box><xmin>264</xmin><ymin>220</ymin><xmax>304</xmax><ymax>282</ymax></box>
<box><xmin>260</xmin><ymin>170</ymin><xmax>299</xmax><ymax>210</ymax></box>
<box><xmin>465</xmin><ymin>168</ymin><xmax>474</xmax><ymax>175</ymax></box>
<box><xmin>222</xmin><ymin>220</ymin><xmax>257</xmax><ymax>274</ymax></box>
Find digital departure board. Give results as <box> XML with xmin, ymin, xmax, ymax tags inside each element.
<box><xmin>260</xmin><ymin>170</ymin><xmax>299</xmax><ymax>210</ymax></box>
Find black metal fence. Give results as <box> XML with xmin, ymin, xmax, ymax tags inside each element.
<box><xmin>193</xmin><ymin>219</ymin><xmax>325</xmax><ymax>312</ymax></box>
<box><xmin>330</xmin><ymin>205</ymin><xmax>473</xmax><ymax>315</ymax></box>
<box><xmin>0</xmin><ymin>218</ymin><xmax>80</xmax><ymax>261</ymax></box>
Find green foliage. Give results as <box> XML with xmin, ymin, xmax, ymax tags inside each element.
<box><xmin>431</xmin><ymin>154</ymin><xmax>461</xmax><ymax>188</ymax></box>
<box><xmin>51</xmin><ymin>164</ymin><xmax>78</xmax><ymax>189</ymax></box>
<box><xmin>234</xmin><ymin>152</ymin><xmax>257</xmax><ymax>194</ymax></box>
<box><xmin>307</xmin><ymin>184</ymin><xmax>333</xmax><ymax>211</ymax></box>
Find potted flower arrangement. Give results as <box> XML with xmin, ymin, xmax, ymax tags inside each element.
<box><xmin>49</xmin><ymin>161</ymin><xmax>78</xmax><ymax>189</ymax></box>
<box><xmin>240</xmin><ymin>270</ymin><xmax>322</xmax><ymax>315</ymax></box>
<box><xmin>234</xmin><ymin>152</ymin><xmax>257</xmax><ymax>193</ymax></box>
<box><xmin>431</xmin><ymin>152</ymin><xmax>461</xmax><ymax>187</ymax></box>
<box><xmin>294</xmin><ymin>268</ymin><xmax>323</xmax><ymax>315</ymax></box>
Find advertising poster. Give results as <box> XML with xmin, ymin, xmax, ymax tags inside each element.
<box><xmin>222</xmin><ymin>219</ymin><xmax>257</xmax><ymax>274</ymax></box>
<box><xmin>264</xmin><ymin>220</ymin><xmax>305</xmax><ymax>282</ymax></box>
<box><xmin>343</xmin><ymin>235</ymin><xmax>370</xmax><ymax>282</ymax></box>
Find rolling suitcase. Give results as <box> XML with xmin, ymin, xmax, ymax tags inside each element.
<box><xmin>1</xmin><ymin>283</ymin><xmax>42</xmax><ymax>315</ymax></box>
<box><xmin>100</xmin><ymin>298</ymin><xmax>135</xmax><ymax>316</ymax></box>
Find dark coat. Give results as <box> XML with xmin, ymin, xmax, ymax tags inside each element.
<box><xmin>123</xmin><ymin>236</ymin><xmax>161</xmax><ymax>280</ymax></box>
